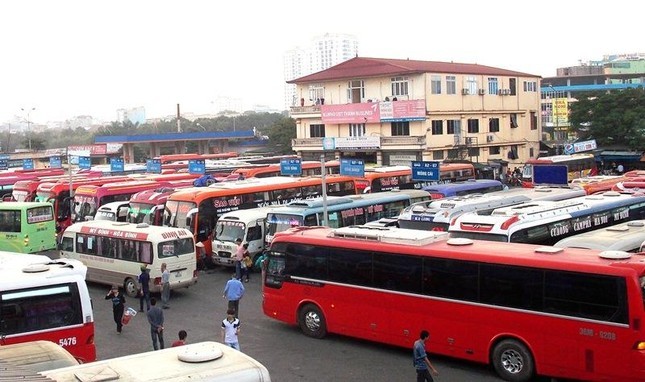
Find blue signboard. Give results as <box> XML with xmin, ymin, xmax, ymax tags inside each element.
<box><xmin>22</xmin><ymin>158</ymin><xmax>34</xmax><ymax>170</ymax></box>
<box><xmin>340</xmin><ymin>158</ymin><xmax>365</xmax><ymax>177</ymax></box>
<box><xmin>533</xmin><ymin>165</ymin><xmax>568</xmax><ymax>185</ymax></box>
<box><xmin>188</xmin><ymin>159</ymin><xmax>206</xmax><ymax>174</ymax></box>
<box><xmin>280</xmin><ymin>158</ymin><xmax>302</xmax><ymax>176</ymax></box>
<box><xmin>411</xmin><ymin>161</ymin><xmax>440</xmax><ymax>181</ymax></box>
<box><xmin>110</xmin><ymin>157</ymin><xmax>125</xmax><ymax>173</ymax></box>
<box><xmin>49</xmin><ymin>156</ymin><xmax>62</xmax><ymax>169</ymax></box>
<box><xmin>322</xmin><ymin>137</ymin><xmax>336</xmax><ymax>151</ymax></box>
<box><xmin>0</xmin><ymin>159</ymin><xmax>7</xmax><ymax>170</ymax></box>
<box><xmin>78</xmin><ymin>156</ymin><xmax>92</xmax><ymax>170</ymax></box>
<box><xmin>146</xmin><ymin>159</ymin><xmax>162</xmax><ymax>174</ymax></box>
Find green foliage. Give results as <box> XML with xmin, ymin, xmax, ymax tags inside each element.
<box><xmin>264</xmin><ymin>117</ymin><xmax>296</xmax><ymax>154</ymax></box>
<box><xmin>569</xmin><ymin>87</ymin><xmax>645</xmax><ymax>149</ymax></box>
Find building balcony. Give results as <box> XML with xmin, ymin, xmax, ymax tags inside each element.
<box><xmin>290</xmin><ymin>105</ymin><xmax>322</xmax><ymax>116</ymax></box>
<box><xmin>381</xmin><ymin>136</ymin><xmax>425</xmax><ymax>147</ymax></box>
<box><xmin>292</xmin><ymin>136</ymin><xmax>426</xmax><ymax>151</ymax></box>
<box><xmin>293</xmin><ymin>138</ymin><xmax>323</xmax><ymax>148</ymax></box>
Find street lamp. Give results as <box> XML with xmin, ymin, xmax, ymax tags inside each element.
<box><xmin>21</xmin><ymin>107</ymin><xmax>35</xmax><ymax>152</ymax></box>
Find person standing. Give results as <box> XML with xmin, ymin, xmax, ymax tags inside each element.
<box><xmin>146</xmin><ymin>297</ymin><xmax>165</xmax><ymax>350</ymax></box>
<box><xmin>160</xmin><ymin>262</ymin><xmax>170</xmax><ymax>309</ymax></box>
<box><xmin>171</xmin><ymin>330</ymin><xmax>187</xmax><ymax>347</ymax></box>
<box><xmin>221</xmin><ymin>308</ymin><xmax>241</xmax><ymax>351</ymax></box>
<box><xmin>105</xmin><ymin>285</ymin><xmax>126</xmax><ymax>334</ymax></box>
<box><xmin>413</xmin><ymin>330</ymin><xmax>439</xmax><ymax>382</ymax></box>
<box><xmin>138</xmin><ymin>264</ymin><xmax>151</xmax><ymax>312</ymax></box>
<box><xmin>223</xmin><ymin>274</ymin><xmax>245</xmax><ymax>318</ymax></box>
<box><xmin>234</xmin><ymin>238</ymin><xmax>244</xmax><ymax>280</ymax></box>
<box><xmin>241</xmin><ymin>244</ymin><xmax>252</xmax><ymax>283</ymax></box>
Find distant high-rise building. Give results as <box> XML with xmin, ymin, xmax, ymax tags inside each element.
<box><xmin>116</xmin><ymin>106</ymin><xmax>146</xmax><ymax>125</ymax></box>
<box><xmin>283</xmin><ymin>33</ymin><xmax>358</xmax><ymax>109</ymax></box>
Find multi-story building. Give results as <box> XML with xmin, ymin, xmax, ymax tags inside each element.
<box><xmin>284</xmin><ymin>33</ymin><xmax>359</xmax><ymax>110</ymax></box>
<box><xmin>116</xmin><ymin>106</ymin><xmax>146</xmax><ymax>125</ymax></box>
<box><xmin>289</xmin><ymin>57</ymin><xmax>542</xmax><ymax>167</ymax></box>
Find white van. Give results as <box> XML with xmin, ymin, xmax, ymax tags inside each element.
<box><xmin>212</xmin><ymin>207</ymin><xmax>275</xmax><ymax>267</ymax></box>
<box><xmin>40</xmin><ymin>341</ymin><xmax>271</xmax><ymax>382</ymax></box>
<box><xmin>554</xmin><ymin>220</ymin><xmax>645</xmax><ymax>252</ymax></box>
<box><xmin>94</xmin><ymin>201</ymin><xmax>130</xmax><ymax>222</ymax></box>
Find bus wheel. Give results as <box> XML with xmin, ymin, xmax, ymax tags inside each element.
<box><xmin>492</xmin><ymin>339</ymin><xmax>534</xmax><ymax>382</ymax></box>
<box><xmin>298</xmin><ymin>304</ymin><xmax>326</xmax><ymax>339</ymax></box>
<box><xmin>123</xmin><ymin>278</ymin><xmax>138</xmax><ymax>298</ymax></box>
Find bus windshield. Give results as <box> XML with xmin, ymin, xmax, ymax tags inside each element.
<box><xmin>128</xmin><ymin>202</ymin><xmax>155</xmax><ymax>224</ymax></box>
<box><xmin>266</xmin><ymin>214</ymin><xmax>304</xmax><ymax>237</ymax></box>
<box><xmin>214</xmin><ymin>220</ymin><xmax>246</xmax><ymax>242</ymax></box>
<box><xmin>74</xmin><ymin>195</ymin><xmax>97</xmax><ymax>221</ymax></box>
<box><xmin>163</xmin><ymin>200</ymin><xmax>196</xmax><ymax>230</ymax></box>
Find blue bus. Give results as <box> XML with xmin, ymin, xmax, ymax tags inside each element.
<box><xmin>265</xmin><ymin>189</ymin><xmax>430</xmax><ymax>243</ymax></box>
<box><xmin>422</xmin><ymin>179</ymin><xmax>505</xmax><ymax>199</ymax></box>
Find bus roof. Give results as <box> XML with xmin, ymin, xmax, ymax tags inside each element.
<box><xmin>218</xmin><ymin>206</ymin><xmax>281</xmax><ymax>221</ymax></box>
<box><xmin>554</xmin><ymin>220</ymin><xmax>645</xmax><ymax>251</ymax></box>
<box><xmin>64</xmin><ymin>221</ymin><xmax>193</xmax><ymax>243</ymax></box>
<box><xmin>0</xmin><ymin>341</ymin><xmax>79</xmax><ymax>373</ymax></box>
<box><xmin>0</xmin><ymin>252</ymin><xmax>88</xmax><ymax>287</ymax></box>
<box><xmin>0</xmin><ymin>201</ymin><xmax>53</xmax><ymax>209</ymax></box>
<box><xmin>422</xmin><ymin>179</ymin><xmax>503</xmax><ymax>192</ymax></box>
<box><xmin>40</xmin><ymin>341</ymin><xmax>271</xmax><ymax>382</ymax></box>
<box><xmin>272</xmin><ymin>225</ymin><xmax>645</xmax><ymax>275</ymax></box>
<box><xmin>528</xmin><ymin>153</ymin><xmax>595</xmax><ymax>163</ymax></box>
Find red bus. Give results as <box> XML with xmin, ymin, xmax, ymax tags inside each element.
<box><xmin>264</xmin><ymin>225</ymin><xmax>645</xmax><ymax>382</ymax></box>
<box><xmin>128</xmin><ymin>180</ymin><xmax>196</xmax><ymax>226</ymax></box>
<box><xmin>12</xmin><ymin>172</ymin><xmax>104</xmax><ymax>202</ymax></box>
<box><xmin>232</xmin><ymin>160</ymin><xmax>341</xmax><ymax>179</ymax></box>
<box><xmin>0</xmin><ymin>252</ymin><xmax>96</xmax><ymax>363</ymax></box>
<box><xmin>0</xmin><ymin>168</ymin><xmax>66</xmax><ymax>200</ymax></box>
<box><xmin>355</xmin><ymin>163</ymin><xmax>477</xmax><ymax>193</ymax></box>
<box><xmin>163</xmin><ymin>175</ymin><xmax>358</xmax><ymax>255</ymax></box>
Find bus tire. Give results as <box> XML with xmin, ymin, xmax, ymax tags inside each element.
<box><xmin>123</xmin><ymin>277</ymin><xmax>139</xmax><ymax>298</ymax></box>
<box><xmin>492</xmin><ymin>339</ymin><xmax>534</xmax><ymax>382</ymax></box>
<box><xmin>298</xmin><ymin>304</ymin><xmax>326</xmax><ymax>339</ymax></box>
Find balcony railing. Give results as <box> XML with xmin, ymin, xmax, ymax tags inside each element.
<box><xmin>292</xmin><ymin>136</ymin><xmax>426</xmax><ymax>149</ymax></box>
<box><xmin>290</xmin><ymin>105</ymin><xmax>322</xmax><ymax>115</ymax></box>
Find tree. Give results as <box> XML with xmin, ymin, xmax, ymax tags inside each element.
<box><xmin>569</xmin><ymin>87</ymin><xmax>645</xmax><ymax>149</ymax></box>
<box><xmin>265</xmin><ymin>117</ymin><xmax>296</xmax><ymax>154</ymax></box>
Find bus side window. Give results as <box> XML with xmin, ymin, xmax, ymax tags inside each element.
<box><xmin>247</xmin><ymin>226</ymin><xmax>262</xmax><ymax>242</ymax></box>
<box><xmin>60</xmin><ymin>236</ymin><xmax>74</xmax><ymax>252</ymax></box>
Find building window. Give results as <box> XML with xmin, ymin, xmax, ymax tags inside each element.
<box><xmin>508</xmin><ymin>145</ymin><xmax>519</xmax><ymax>160</ymax></box>
<box><xmin>523</xmin><ymin>81</ymin><xmax>537</xmax><ymax>92</ymax></box>
<box><xmin>347</xmin><ymin>80</ymin><xmax>365</xmax><ymax>103</ymax></box>
<box><xmin>468</xmin><ymin>147</ymin><xmax>480</xmax><ymax>157</ymax></box>
<box><xmin>488</xmin><ymin>78</ymin><xmax>499</xmax><ymax>95</ymax></box>
<box><xmin>490</xmin><ymin>146</ymin><xmax>501</xmax><ymax>155</ymax></box>
<box><xmin>308</xmin><ymin>84</ymin><xmax>325</xmax><ymax>104</ymax></box>
<box><xmin>446</xmin><ymin>76</ymin><xmax>456</xmax><ymax>95</ymax></box>
<box><xmin>467</xmin><ymin>119</ymin><xmax>479</xmax><ymax>134</ymax></box>
<box><xmin>391</xmin><ymin>121</ymin><xmax>410</xmax><ymax>136</ymax></box>
<box><xmin>465</xmin><ymin>76</ymin><xmax>477</xmax><ymax>94</ymax></box>
<box><xmin>447</xmin><ymin>119</ymin><xmax>461</xmax><ymax>135</ymax></box>
<box><xmin>530</xmin><ymin>112</ymin><xmax>537</xmax><ymax>130</ymax></box>
<box><xmin>433</xmin><ymin>150</ymin><xmax>444</xmax><ymax>160</ymax></box>
<box><xmin>431</xmin><ymin>120</ymin><xmax>443</xmax><ymax>135</ymax></box>
<box><xmin>529</xmin><ymin>147</ymin><xmax>535</xmax><ymax>158</ymax></box>
<box><xmin>510</xmin><ymin>114</ymin><xmax>518</xmax><ymax>129</ymax></box>
<box><xmin>509</xmin><ymin>78</ymin><xmax>517</xmax><ymax>96</ymax></box>
<box><xmin>349</xmin><ymin>123</ymin><xmax>365</xmax><ymax>137</ymax></box>
<box><xmin>431</xmin><ymin>75</ymin><xmax>442</xmax><ymax>95</ymax></box>
<box><xmin>489</xmin><ymin>118</ymin><xmax>500</xmax><ymax>133</ymax></box>
<box><xmin>391</xmin><ymin>76</ymin><xmax>409</xmax><ymax>97</ymax></box>
<box><xmin>447</xmin><ymin>149</ymin><xmax>458</xmax><ymax>159</ymax></box>
<box><xmin>310</xmin><ymin>124</ymin><xmax>325</xmax><ymax>138</ymax></box>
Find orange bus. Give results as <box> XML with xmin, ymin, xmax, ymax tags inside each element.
<box><xmin>264</xmin><ymin>225</ymin><xmax>645</xmax><ymax>382</ymax></box>
<box><xmin>569</xmin><ymin>175</ymin><xmax>629</xmax><ymax>195</ymax></box>
<box><xmin>355</xmin><ymin>163</ymin><xmax>476</xmax><ymax>193</ymax></box>
<box><xmin>155</xmin><ymin>152</ymin><xmax>238</xmax><ymax>164</ymax></box>
<box><xmin>231</xmin><ymin>160</ymin><xmax>341</xmax><ymax>179</ymax></box>
<box><xmin>162</xmin><ymin>175</ymin><xmax>358</xmax><ymax>254</ymax></box>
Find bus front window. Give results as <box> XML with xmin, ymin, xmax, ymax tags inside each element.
<box><xmin>265</xmin><ymin>214</ymin><xmax>304</xmax><ymax>242</ymax></box>
<box><xmin>215</xmin><ymin>221</ymin><xmax>246</xmax><ymax>242</ymax></box>
<box><xmin>129</xmin><ymin>202</ymin><xmax>154</xmax><ymax>224</ymax></box>
<box><xmin>74</xmin><ymin>196</ymin><xmax>97</xmax><ymax>222</ymax></box>
<box><xmin>163</xmin><ymin>201</ymin><xmax>196</xmax><ymax>229</ymax></box>
<box><xmin>640</xmin><ymin>276</ymin><xmax>645</xmax><ymax>309</ymax></box>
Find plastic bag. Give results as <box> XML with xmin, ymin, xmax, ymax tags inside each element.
<box><xmin>121</xmin><ymin>307</ymin><xmax>138</xmax><ymax>325</ymax></box>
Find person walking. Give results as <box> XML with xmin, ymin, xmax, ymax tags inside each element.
<box><xmin>223</xmin><ymin>274</ymin><xmax>245</xmax><ymax>318</ymax></box>
<box><xmin>138</xmin><ymin>264</ymin><xmax>151</xmax><ymax>312</ymax></box>
<box><xmin>105</xmin><ymin>285</ymin><xmax>126</xmax><ymax>334</ymax></box>
<box><xmin>146</xmin><ymin>297</ymin><xmax>165</xmax><ymax>350</ymax></box>
<box><xmin>234</xmin><ymin>238</ymin><xmax>244</xmax><ymax>280</ymax></box>
<box><xmin>413</xmin><ymin>330</ymin><xmax>439</xmax><ymax>382</ymax></box>
<box><xmin>221</xmin><ymin>308</ymin><xmax>241</xmax><ymax>351</ymax></box>
<box><xmin>171</xmin><ymin>330</ymin><xmax>187</xmax><ymax>347</ymax></box>
<box><xmin>160</xmin><ymin>262</ymin><xmax>170</xmax><ymax>309</ymax></box>
<box><xmin>241</xmin><ymin>244</ymin><xmax>252</xmax><ymax>283</ymax></box>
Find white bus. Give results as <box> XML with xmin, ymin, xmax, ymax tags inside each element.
<box><xmin>40</xmin><ymin>341</ymin><xmax>271</xmax><ymax>382</ymax></box>
<box><xmin>93</xmin><ymin>201</ymin><xmax>130</xmax><ymax>222</ymax></box>
<box><xmin>0</xmin><ymin>252</ymin><xmax>96</xmax><ymax>363</ymax></box>
<box><xmin>0</xmin><ymin>340</ymin><xmax>79</xmax><ymax>373</ymax></box>
<box><xmin>398</xmin><ymin>186</ymin><xmax>586</xmax><ymax>231</ymax></box>
<box><xmin>60</xmin><ymin>221</ymin><xmax>198</xmax><ymax>297</ymax></box>
<box><xmin>449</xmin><ymin>191</ymin><xmax>645</xmax><ymax>245</ymax></box>
<box><xmin>554</xmin><ymin>220</ymin><xmax>645</xmax><ymax>252</ymax></box>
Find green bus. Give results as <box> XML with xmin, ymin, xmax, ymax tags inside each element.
<box><xmin>0</xmin><ymin>202</ymin><xmax>57</xmax><ymax>254</ymax></box>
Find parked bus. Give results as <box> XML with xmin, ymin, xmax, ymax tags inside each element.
<box><xmin>0</xmin><ymin>340</ymin><xmax>79</xmax><ymax>373</ymax></box>
<box><xmin>569</xmin><ymin>175</ymin><xmax>628</xmax><ymax>195</ymax></box>
<box><xmin>94</xmin><ymin>201</ymin><xmax>130</xmax><ymax>222</ymax></box>
<box><xmin>522</xmin><ymin>153</ymin><xmax>597</xmax><ymax>186</ymax></box>
<box><xmin>60</xmin><ymin>221</ymin><xmax>198</xmax><ymax>297</ymax></box>
<box><xmin>127</xmin><ymin>181</ymin><xmax>198</xmax><ymax>226</ymax></box>
<box><xmin>356</xmin><ymin>163</ymin><xmax>476</xmax><ymax>193</ymax></box>
<box><xmin>264</xmin><ymin>225</ymin><xmax>645</xmax><ymax>382</ymax></box>
<box><xmin>265</xmin><ymin>189</ymin><xmax>431</xmax><ymax>244</ymax></box>
<box><xmin>0</xmin><ymin>252</ymin><xmax>96</xmax><ymax>362</ymax></box>
<box><xmin>231</xmin><ymin>160</ymin><xmax>341</xmax><ymax>179</ymax></box>
<box><xmin>0</xmin><ymin>202</ymin><xmax>57</xmax><ymax>254</ymax></box>
<box><xmin>554</xmin><ymin>220</ymin><xmax>645</xmax><ymax>252</ymax></box>
<box><xmin>155</xmin><ymin>152</ymin><xmax>239</xmax><ymax>163</ymax></box>
<box><xmin>422</xmin><ymin>179</ymin><xmax>505</xmax><ymax>199</ymax></box>
<box><xmin>449</xmin><ymin>191</ymin><xmax>645</xmax><ymax>245</ymax></box>
<box><xmin>40</xmin><ymin>341</ymin><xmax>271</xmax><ymax>382</ymax></box>
<box><xmin>397</xmin><ymin>186</ymin><xmax>586</xmax><ymax>231</ymax></box>
<box><xmin>163</xmin><ymin>176</ymin><xmax>358</xmax><ymax>255</ymax></box>
<box><xmin>0</xmin><ymin>168</ymin><xmax>66</xmax><ymax>200</ymax></box>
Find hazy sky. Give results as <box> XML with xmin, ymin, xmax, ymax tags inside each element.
<box><xmin>1</xmin><ymin>1</ymin><xmax>642</xmax><ymax>124</ymax></box>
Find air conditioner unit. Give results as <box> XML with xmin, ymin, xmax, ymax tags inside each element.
<box><xmin>497</xmin><ymin>89</ymin><xmax>505</xmax><ymax>96</ymax></box>
<box><xmin>486</xmin><ymin>135</ymin><xmax>494</xmax><ymax>143</ymax></box>
<box><xmin>504</xmin><ymin>89</ymin><xmax>512</xmax><ymax>95</ymax></box>
<box><xmin>478</xmin><ymin>89</ymin><xmax>486</xmax><ymax>95</ymax></box>
<box><xmin>462</xmin><ymin>88</ymin><xmax>470</xmax><ymax>95</ymax></box>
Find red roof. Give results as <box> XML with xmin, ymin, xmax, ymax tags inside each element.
<box><xmin>288</xmin><ymin>56</ymin><xmax>539</xmax><ymax>84</ymax></box>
